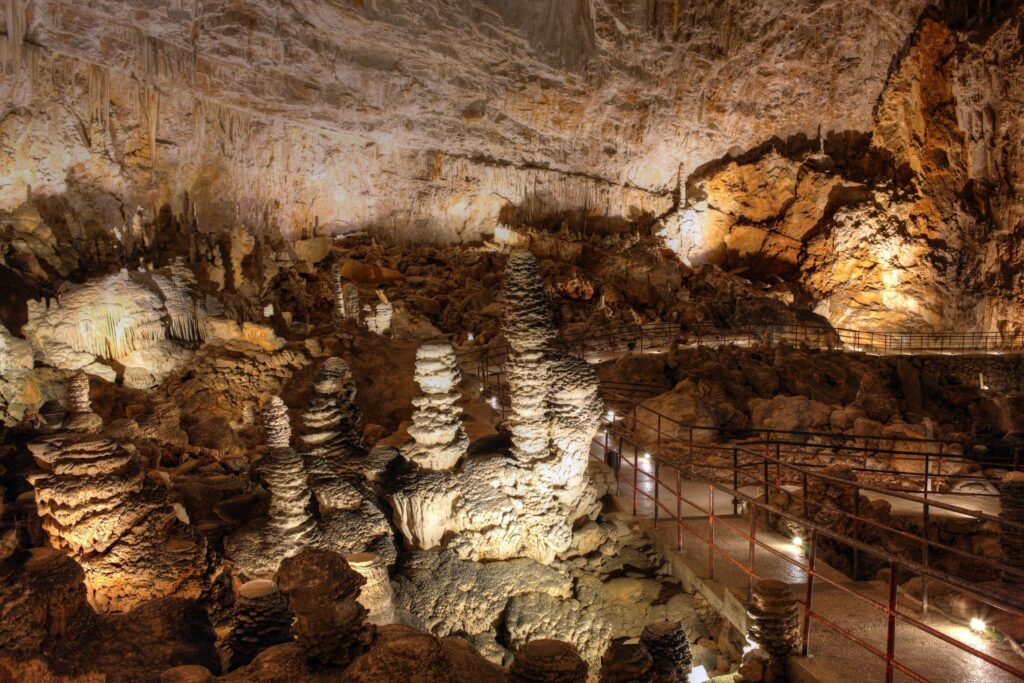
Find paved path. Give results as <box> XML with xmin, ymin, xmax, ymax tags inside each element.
<box><xmin>595</xmin><ymin>441</ymin><xmax>1024</xmax><ymax>682</ymax></box>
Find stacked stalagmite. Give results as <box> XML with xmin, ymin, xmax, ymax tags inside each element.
<box><xmin>511</xmin><ymin>639</ymin><xmax>588</xmax><ymax>682</ymax></box>
<box><xmin>27</xmin><ymin>434</ymin><xmax>207</xmax><ymax>611</ymax></box>
<box><xmin>748</xmin><ymin>580</ymin><xmax>800</xmax><ymax>682</ymax></box>
<box><xmin>224</xmin><ymin>579</ymin><xmax>293</xmax><ymax>669</ymax></box>
<box><xmin>641</xmin><ymin>620</ymin><xmax>692</xmax><ymax>682</ymax></box>
<box><xmin>402</xmin><ymin>340</ymin><xmax>468</xmax><ymax>470</ymax></box>
<box><xmin>599</xmin><ymin>643</ymin><xmax>654</xmax><ymax>683</ymax></box>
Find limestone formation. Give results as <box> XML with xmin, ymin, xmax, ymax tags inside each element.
<box><xmin>228</xmin><ymin>393</ymin><xmax>396</xmax><ymax>577</ymax></box>
<box><xmin>504</xmin><ymin>249</ymin><xmax>557</xmax><ymax>464</ymax></box>
<box><xmin>1000</xmin><ymin>472</ymin><xmax>1024</xmax><ymax>584</ymax></box>
<box><xmin>63</xmin><ymin>372</ymin><xmax>103</xmax><ymax>433</ymax></box>
<box><xmin>640</xmin><ymin>621</ymin><xmax>692</xmax><ymax>682</ymax></box>
<box><xmin>27</xmin><ymin>434</ymin><xmax>207</xmax><ymax>612</ymax></box>
<box><xmin>402</xmin><ymin>340</ymin><xmax>468</xmax><ymax>470</ymax></box>
<box><xmin>747</xmin><ymin>580</ymin><xmax>801</xmax><ymax>682</ymax></box>
<box><xmin>0</xmin><ymin>323</ymin><xmax>34</xmax><ymax>425</ymax></box>
<box><xmin>510</xmin><ymin>639</ymin><xmax>588</xmax><ymax>683</ymax></box>
<box><xmin>346</xmin><ymin>552</ymin><xmax>397</xmax><ymax>625</ymax></box>
<box><xmin>224</xmin><ymin>579</ymin><xmax>293</xmax><ymax>669</ymax></box>
<box><xmin>21</xmin><ymin>267</ymin><xmax>203</xmax><ymax>382</ymax></box>
<box><xmin>261</xmin><ymin>397</ymin><xmax>292</xmax><ymax>449</ymax></box>
<box><xmin>276</xmin><ymin>548</ymin><xmax>374</xmax><ymax>669</ymax></box>
<box><xmin>599</xmin><ymin>643</ymin><xmax>654</xmax><ymax>683</ymax></box>
<box><xmin>342</xmin><ymin>283</ymin><xmax>361</xmax><ymax>323</ymax></box>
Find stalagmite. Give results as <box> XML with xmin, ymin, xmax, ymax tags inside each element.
<box><xmin>63</xmin><ymin>372</ymin><xmax>102</xmax><ymax>433</ymax></box>
<box><xmin>747</xmin><ymin>580</ymin><xmax>800</xmax><ymax>682</ymax></box>
<box><xmin>26</xmin><ymin>434</ymin><xmax>207</xmax><ymax>612</ymax></box>
<box><xmin>345</xmin><ymin>553</ymin><xmax>396</xmax><ymax>624</ymax></box>
<box><xmin>342</xmin><ymin>283</ymin><xmax>361</xmax><ymax>323</ymax></box>
<box><xmin>503</xmin><ymin>250</ymin><xmax>557</xmax><ymax>464</ymax></box>
<box><xmin>276</xmin><ymin>548</ymin><xmax>374</xmax><ymax>669</ymax></box>
<box><xmin>1000</xmin><ymin>472</ymin><xmax>1024</xmax><ymax>583</ymax></box>
<box><xmin>511</xmin><ymin>639</ymin><xmax>588</xmax><ymax>683</ymax></box>
<box><xmin>599</xmin><ymin>643</ymin><xmax>654</xmax><ymax>683</ymax></box>
<box><xmin>640</xmin><ymin>621</ymin><xmax>692</xmax><ymax>682</ymax></box>
<box><xmin>224</xmin><ymin>579</ymin><xmax>293</xmax><ymax>669</ymax></box>
<box><xmin>365</xmin><ymin>291</ymin><xmax>392</xmax><ymax>335</ymax></box>
<box><xmin>402</xmin><ymin>340</ymin><xmax>468</xmax><ymax>470</ymax></box>
<box><xmin>262</xmin><ymin>397</ymin><xmax>291</xmax><ymax>449</ymax></box>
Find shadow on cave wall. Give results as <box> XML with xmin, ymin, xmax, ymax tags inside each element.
<box><xmin>496</xmin><ymin>196</ymin><xmax>667</xmax><ymax>238</ymax></box>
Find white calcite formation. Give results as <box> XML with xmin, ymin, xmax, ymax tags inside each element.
<box><xmin>402</xmin><ymin>341</ymin><xmax>468</xmax><ymax>470</ymax></box>
<box><xmin>0</xmin><ymin>324</ymin><xmax>34</xmax><ymax>426</ymax></box>
<box><xmin>332</xmin><ymin>267</ymin><xmax>362</xmax><ymax>323</ymax></box>
<box><xmin>20</xmin><ymin>265</ymin><xmax>203</xmax><ymax>384</ymax></box>
<box><xmin>27</xmin><ymin>434</ymin><xmax>208</xmax><ymax>612</ymax></box>
<box><xmin>345</xmin><ymin>552</ymin><xmax>397</xmax><ymax>625</ymax></box>
<box><xmin>388</xmin><ymin>249</ymin><xmax>603</xmax><ymax>564</ymax></box>
<box><xmin>63</xmin><ymin>372</ymin><xmax>103</xmax><ymax>433</ymax></box>
<box><xmin>227</xmin><ymin>392</ymin><xmax>396</xmax><ymax>578</ymax></box>
<box><xmin>365</xmin><ymin>301</ymin><xmax>393</xmax><ymax>336</ymax></box>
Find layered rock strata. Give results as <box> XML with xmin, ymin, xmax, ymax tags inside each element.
<box><xmin>27</xmin><ymin>434</ymin><xmax>207</xmax><ymax>612</ymax></box>
<box><xmin>747</xmin><ymin>580</ymin><xmax>800</xmax><ymax>682</ymax></box>
<box><xmin>510</xmin><ymin>639</ymin><xmax>588</xmax><ymax>683</ymax></box>
<box><xmin>641</xmin><ymin>620</ymin><xmax>692</xmax><ymax>682</ymax></box>
<box><xmin>224</xmin><ymin>579</ymin><xmax>293</xmax><ymax>669</ymax></box>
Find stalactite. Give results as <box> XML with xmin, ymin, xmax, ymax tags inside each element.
<box><xmin>87</xmin><ymin>64</ymin><xmax>110</xmax><ymax>129</ymax></box>
<box><xmin>3</xmin><ymin>0</ymin><xmax>26</xmax><ymax>75</ymax></box>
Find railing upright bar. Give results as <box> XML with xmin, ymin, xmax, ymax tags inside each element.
<box><xmin>885</xmin><ymin>559</ymin><xmax>898</xmax><ymax>683</ymax></box>
<box><xmin>801</xmin><ymin>527</ymin><xmax>818</xmax><ymax>656</ymax></box>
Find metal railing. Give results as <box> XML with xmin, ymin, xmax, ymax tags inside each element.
<box><xmin>592</xmin><ymin>422</ymin><xmax>1024</xmax><ymax>682</ymax></box>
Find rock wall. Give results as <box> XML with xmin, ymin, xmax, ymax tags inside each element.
<box><xmin>1</xmin><ymin>0</ymin><xmax>925</xmax><ymax>241</ymax></box>
<box><xmin>658</xmin><ymin>5</ymin><xmax>1024</xmax><ymax>333</ymax></box>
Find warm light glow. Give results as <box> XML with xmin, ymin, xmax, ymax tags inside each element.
<box><xmin>970</xmin><ymin>617</ymin><xmax>986</xmax><ymax>633</ymax></box>
<box><xmin>488</xmin><ymin>396</ymin><xmax>499</xmax><ymax>410</ymax></box>
<box><xmin>643</xmin><ymin>452</ymin><xmax>651</xmax><ymax>460</ymax></box>
<box><xmin>792</xmin><ymin>535</ymin><xmax>803</xmax><ymax>547</ymax></box>
<box><xmin>606</xmin><ymin>410</ymin><xmax>616</xmax><ymax>422</ymax></box>
<box><xmin>467</xmin><ymin>332</ymin><xmax>474</xmax><ymax>341</ymax></box>
<box><xmin>494</xmin><ymin>225</ymin><xmax>520</xmax><ymax>245</ymax></box>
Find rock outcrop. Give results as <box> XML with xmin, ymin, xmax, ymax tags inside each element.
<box><xmin>27</xmin><ymin>434</ymin><xmax>208</xmax><ymax>612</ymax></box>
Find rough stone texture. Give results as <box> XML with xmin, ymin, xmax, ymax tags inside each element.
<box><xmin>391</xmin><ymin>551</ymin><xmax>572</xmax><ymax>637</ymax></box>
<box><xmin>747</xmin><ymin>580</ymin><xmax>800</xmax><ymax>683</ymax></box>
<box><xmin>27</xmin><ymin>434</ymin><xmax>208</xmax><ymax>612</ymax></box>
<box><xmin>504</xmin><ymin>591</ymin><xmax>613</xmax><ymax>673</ymax></box>
<box><xmin>999</xmin><ymin>472</ymin><xmax>1024</xmax><ymax>583</ymax></box>
<box><xmin>402</xmin><ymin>340</ymin><xmax>468</xmax><ymax>470</ymax></box>
<box><xmin>346</xmin><ymin>552</ymin><xmax>397</xmax><ymax>625</ymax></box>
<box><xmin>641</xmin><ymin>620</ymin><xmax>692</xmax><ymax>683</ymax></box>
<box><xmin>261</xmin><ymin>396</ymin><xmax>292</xmax><ymax>449</ymax></box>
<box><xmin>223</xmin><ymin>579</ymin><xmax>293</xmax><ymax>670</ymax></box>
<box><xmin>63</xmin><ymin>371</ymin><xmax>103</xmax><ymax>432</ymax></box>
<box><xmin>0</xmin><ymin>322</ymin><xmax>34</xmax><ymax>425</ymax></box>
<box><xmin>510</xmin><ymin>639</ymin><xmax>588</xmax><ymax>683</ymax></box>
<box><xmin>599</xmin><ymin>643</ymin><xmax>654</xmax><ymax>683</ymax></box>
<box><xmin>276</xmin><ymin>548</ymin><xmax>374</xmax><ymax>669</ymax></box>
<box><xmin>0</xmin><ymin>547</ymin><xmax>219</xmax><ymax>683</ymax></box>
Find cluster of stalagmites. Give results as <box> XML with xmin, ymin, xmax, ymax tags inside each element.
<box><xmin>388</xmin><ymin>250</ymin><xmax>605</xmax><ymax>564</ymax></box>
<box><xmin>27</xmin><ymin>433</ymin><xmax>207</xmax><ymax>612</ymax></box>
<box><xmin>747</xmin><ymin>580</ymin><xmax>800</xmax><ymax>682</ymax></box>
<box><xmin>226</xmin><ymin>358</ymin><xmax>395</xmax><ymax>579</ymax></box>
<box><xmin>1000</xmin><ymin>472</ymin><xmax>1024</xmax><ymax>582</ymax></box>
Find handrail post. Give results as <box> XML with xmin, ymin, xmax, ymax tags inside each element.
<box><xmin>747</xmin><ymin>507</ymin><xmax>757</xmax><ymax>603</ymax></box>
<box><xmin>885</xmin><ymin>559</ymin><xmax>898</xmax><ymax>683</ymax></box>
<box><xmin>801</xmin><ymin>528</ymin><xmax>818</xmax><ymax>656</ymax></box>
<box><xmin>853</xmin><ymin>486</ymin><xmax>861</xmax><ymax>579</ymax></box>
<box><xmin>708</xmin><ymin>484</ymin><xmax>715</xmax><ymax>580</ymax></box>
<box><xmin>676</xmin><ymin>467</ymin><xmax>683</xmax><ymax>551</ymax></box>
<box><xmin>732</xmin><ymin>448</ymin><xmax>739</xmax><ymax>516</ymax></box>
<box><xmin>654</xmin><ymin>459</ymin><xmax>660</xmax><ymax>528</ymax></box>
<box><xmin>632</xmin><ymin>446</ymin><xmax>639</xmax><ymax>516</ymax></box>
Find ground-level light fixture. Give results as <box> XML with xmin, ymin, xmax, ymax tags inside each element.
<box><xmin>970</xmin><ymin>617</ymin><xmax>987</xmax><ymax>633</ymax></box>
<box><xmin>606</xmin><ymin>410</ymin><xmax>616</xmax><ymax>422</ymax></box>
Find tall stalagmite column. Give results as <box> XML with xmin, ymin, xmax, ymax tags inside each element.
<box><xmin>748</xmin><ymin>579</ymin><xmax>800</xmax><ymax>682</ymax></box>
<box><xmin>402</xmin><ymin>340</ymin><xmax>468</xmax><ymax>470</ymax></box>
<box><xmin>503</xmin><ymin>250</ymin><xmax>556</xmax><ymax>464</ymax></box>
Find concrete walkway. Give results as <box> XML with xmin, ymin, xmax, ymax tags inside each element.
<box><xmin>596</xmin><ymin>442</ymin><xmax>1024</xmax><ymax>682</ymax></box>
